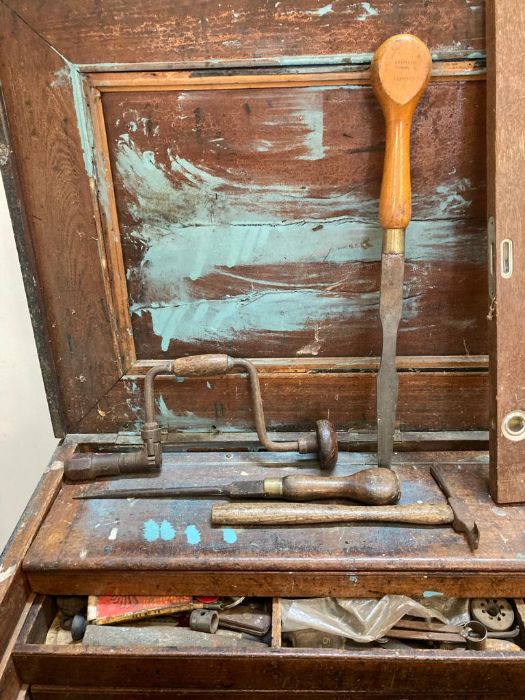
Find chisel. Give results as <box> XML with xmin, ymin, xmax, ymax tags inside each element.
<box><xmin>371</xmin><ymin>35</ymin><xmax>432</xmax><ymax>467</ymax></box>
<box><xmin>74</xmin><ymin>467</ymin><xmax>400</xmax><ymax>505</ymax></box>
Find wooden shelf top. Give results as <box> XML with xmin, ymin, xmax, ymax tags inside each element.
<box><xmin>23</xmin><ymin>450</ymin><xmax>525</xmax><ymax>597</ymax></box>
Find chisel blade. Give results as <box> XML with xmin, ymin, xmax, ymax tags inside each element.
<box><xmin>75</xmin><ymin>485</ymin><xmax>232</xmax><ymax>500</ymax></box>
<box><xmin>377</xmin><ymin>251</ymin><xmax>405</xmax><ymax>468</ymax></box>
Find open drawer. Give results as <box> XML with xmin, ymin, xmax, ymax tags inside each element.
<box><xmin>13</xmin><ymin>594</ymin><xmax>525</xmax><ymax>699</ymax></box>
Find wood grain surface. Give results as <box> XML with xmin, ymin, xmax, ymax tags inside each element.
<box><xmin>0</xmin><ymin>5</ymin><xmax>122</xmax><ymax>432</ymax></box>
<box><xmin>0</xmin><ymin>451</ymin><xmax>62</xmax><ymax>698</ymax></box>
<box><xmin>102</xmin><ymin>79</ymin><xmax>486</xmax><ymax>360</ymax></box>
<box><xmin>23</xmin><ymin>450</ymin><xmax>525</xmax><ymax>596</ymax></box>
<box><xmin>14</xmin><ymin>646</ymin><xmax>525</xmax><ymax>696</ymax></box>
<box><xmin>2</xmin><ymin>0</ymin><xmax>485</xmax><ymax>67</ymax></box>
<box><xmin>486</xmin><ymin>0</ymin><xmax>525</xmax><ymax>504</ymax></box>
<box><xmin>74</xmin><ymin>367</ymin><xmax>489</xmax><ymax>433</ymax></box>
<box><xmin>25</xmin><ymin>688</ymin><xmax>525</xmax><ymax>700</ymax></box>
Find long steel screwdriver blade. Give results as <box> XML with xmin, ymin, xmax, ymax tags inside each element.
<box><xmin>377</xmin><ymin>251</ymin><xmax>405</xmax><ymax>468</ymax></box>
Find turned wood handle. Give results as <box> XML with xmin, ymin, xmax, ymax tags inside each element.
<box><xmin>171</xmin><ymin>354</ymin><xmax>233</xmax><ymax>376</ymax></box>
<box><xmin>371</xmin><ymin>34</ymin><xmax>432</xmax><ymax>232</ymax></box>
<box><xmin>277</xmin><ymin>468</ymin><xmax>400</xmax><ymax>504</ymax></box>
<box><xmin>212</xmin><ymin>502</ymin><xmax>453</xmax><ymax>526</ymax></box>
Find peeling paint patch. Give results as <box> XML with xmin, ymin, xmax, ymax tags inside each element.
<box><xmin>160</xmin><ymin>520</ymin><xmax>176</xmax><ymax>541</ymax></box>
<box><xmin>348</xmin><ymin>574</ymin><xmax>359</xmax><ymax>584</ymax></box>
<box><xmin>108</xmin><ymin>527</ymin><xmax>119</xmax><ymax>541</ymax></box>
<box><xmin>47</xmin><ymin>460</ymin><xmax>64</xmax><ymax>471</ymax></box>
<box><xmin>134</xmin><ymin>290</ymin><xmax>378</xmax><ymax>350</ymax></box>
<box><xmin>68</xmin><ymin>62</ymin><xmax>95</xmax><ymax>178</ymax></box>
<box><xmin>0</xmin><ymin>564</ymin><xmax>16</xmax><ymax>583</ymax></box>
<box><xmin>305</xmin><ymin>3</ymin><xmax>333</xmax><ymax>16</ymax></box>
<box><xmin>357</xmin><ymin>2</ymin><xmax>379</xmax><ymax>20</ymax></box>
<box><xmin>79</xmin><ymin>548</ymin><xmax>88</xmax><ymax>560</ymax></box>
<box><xmin>51</xmin><ymin>67</ymin><xmax>69</xmax><ymax>88</ymax></box>
<box><xmin>116</xmin><ymin>126</ymin><xmax>479</xmax><ymax>351</ymax></box>
<box><xmin>185</xmin><ymin>524</ymin><xmax>201</xmax><ymax>545</ymax></box>
<box><xmin>144</xmin><ymin>519</ymin><xmax>160</xmax><ymax>542</ymax></box>
<box><xmin>156</xmin><ymin>395</ymin><xmax>213</xmax><ymax>429</ymax></box>
<box><xmin>222</xmin><ymin>527</ymin><xmax>238</xmax><ymax>544</ymax></box>
<box><xmin>422</xmin><ymin>590</ymin><xmax>444</xmax><ymax>598</ymax></box>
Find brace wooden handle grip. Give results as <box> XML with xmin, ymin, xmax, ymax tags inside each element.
<box><xmin>277</xmin><ymin>468</ymin><xmax>400</xmax><ymax>504</ymax></box>
<box><xmin>171</xmin><ymin>354</ymin><xmax>233</xmax><ymax>376</ymax></box>
<box><xmin>212</xmin><ymin>502</ymin><xmax>453</xmax><ymax>526</ymax></box>
<box><xmin>371</xmin><ymin>34</ymin><xmax>432</xmax><ymax>232</ymax></box>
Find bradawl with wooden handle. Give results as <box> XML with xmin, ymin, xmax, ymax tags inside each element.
<box><xmin>75</xmin><ymin>468</ymin><xmax>400</xmax><ymax>506</ymax></box>
<box><xmin>371</xmin><ymin>35</ymin><xmax>432</xmax><ymax>468</ymax></box>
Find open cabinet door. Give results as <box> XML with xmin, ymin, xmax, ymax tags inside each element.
<box><xmin>0</xmin><ymin>1</ymin><xmax>489</xmax><ymax>440</ymax></box>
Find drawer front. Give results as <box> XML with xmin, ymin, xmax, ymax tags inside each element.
<box><xmin>26</xmin><ymin>689</ymin><xmax>525</xmax><ymax>700</ymax></box>
<box><xmin>13</xmin><ymin>597</ymin><xmax>525</xmax><ymax>696</ymax></box>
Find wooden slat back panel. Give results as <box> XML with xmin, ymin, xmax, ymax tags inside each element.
<box><xmin>102</xmin><ymin>78</ymin><xmax>486</xmax><ymax>359</ymax></box>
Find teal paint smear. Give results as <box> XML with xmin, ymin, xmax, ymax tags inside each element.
<box><xmin>304</xmin><ymin>3</ymin><xmax>333</xmax><ymax>16</ymax></box>
<box><xmin>67</xmin><ymin>62</ymin><xmax>95</xmax><ymax>178</ymax></box>
<box><xmin>116</xmin><ymin>102</ymin><xmax>381</xmax><ymax>226</ymax></box>
<box><xmin>134</xmin><ymin>217</ymin><xmax>479</xmax><ymax>306</ymax></box>
<box><xmin>160</xmin><ymin>520</ymin><xmax>176</xmax><ymax>541</ymax></box>
<box><xmin>144</xmin><ymin>519</ymin><xmax>160</xmax><ymax>542</ymax></box>
<box><xmin>357</xmin><ymin>2</ymin><xmax>379</xmax><ymax>20</ymax></box>
<box><xmin>156</xmin><ymin>394</ymin><xmax>213</xmax><ymax>428</ymax></box>
<box><xmin>134</xmin><ymin>289</ymin><xmax>378</xmax><ymax>349</ymax></box>
<box><xmin>222</xmin><ymin>528</ymin><xmax>237</xmax><ymax>544</ymax></box>
<box><xmin>296</xmin><ymin>91</ymin><xmax>325</xmax><ymax>161</ymax></box>
<box><xmin>115</xmin><ymin>120</ymin><xmax>480</xmax><ymax>351</ymax></box>
<box><xmin>185</xmin><ymin>524</ymin><xmax>201</xmax><ymax>545</ymax></box>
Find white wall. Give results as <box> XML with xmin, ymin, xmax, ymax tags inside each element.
<box><xmin>0</xmin><ymin>179</ymin><xmax>57</xmax><ymax>553</ymax></box>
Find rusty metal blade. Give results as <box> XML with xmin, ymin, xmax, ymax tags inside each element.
<box><xmin>377</xmin><ymin>252</ymin><xmax>405</xmax><ymax>467</ymax></box>
<box><xmin>75</xmin><ymin>485</ymin><xmax>231</xmax><ymax>499</ymax></box>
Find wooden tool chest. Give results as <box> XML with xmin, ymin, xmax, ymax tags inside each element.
<box><xmin>1</xmin><ymin>0</ymin><xmax>525</xmax><ymax>697</ymax></box>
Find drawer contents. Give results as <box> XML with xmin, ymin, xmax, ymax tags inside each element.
<box><xmin>38</xmin><ymin>593</ymin><xmax>525</xmax><ymax>655</ymax></box>
<box><xmin>43</xmin><ymin>595</ymin><xmax>272</xmax><ymax>648</ymax></box>
<box><xmin>281</xmin><ymin>595</ymin><xmax>525</xmax><ymax>652</ymax></box>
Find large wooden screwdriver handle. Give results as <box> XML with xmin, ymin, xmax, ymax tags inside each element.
<box><xmin>276</xmin><ymin>468</ymin><xmax>400</xmax><ymax>505</ymax></box>
<box><xmin>212</xmin><ymin>503</ymin><xmax>453</xmax><ymax>527</ymax></box>
<box><xmin>371</xmin><ymin>35</ymin><xmax>432</xmax><ymax>232</ymax></box>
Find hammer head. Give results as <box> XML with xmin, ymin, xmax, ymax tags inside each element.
<box><xmin>447</xmin><ymin>496</ymin><xmax>480</xmax><ymax>550</ymax></box>
<box><xmin>430</xmin><ymin>465</ymin><xmax>480</xmax><ymax>551</ymax></box>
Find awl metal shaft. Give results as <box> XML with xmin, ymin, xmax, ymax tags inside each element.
<box><xmin>75</xmin><ymin>468</ymin><xmax>400</xmax><ymax>505</ymax></box>
<box><xmin>371</xmin><ymin>35</ymin><xmax>432</xmax><ymax>467</ymax></box>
